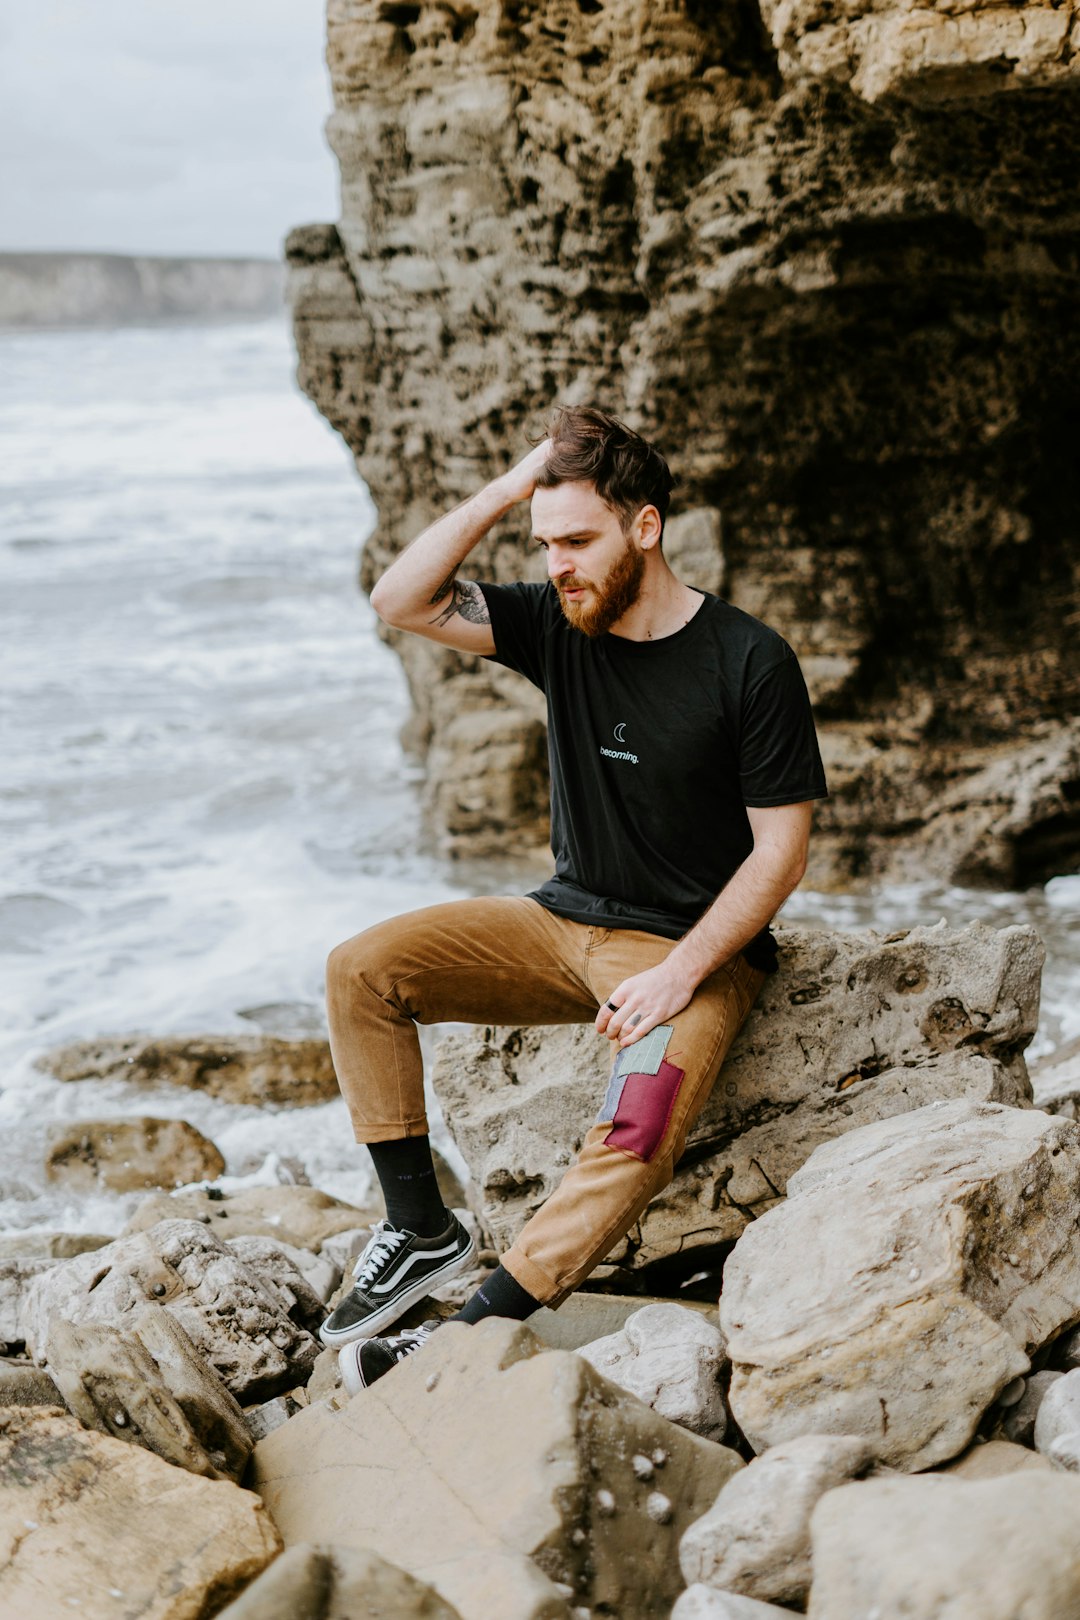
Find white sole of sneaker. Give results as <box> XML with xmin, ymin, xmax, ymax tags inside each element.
<box><xmin>317</xmin><ymin>1234</ymin><xmax>475</xmax><ymax>1348</ymax></box>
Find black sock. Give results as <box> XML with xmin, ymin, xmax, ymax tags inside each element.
<box><xmin>452</xmin><ymin>1264</ymin><xmax>541</xmax><ymax>1325</ymax></box>
<box><xmin>367</xmin><ymin>1137</ymin><xmax>451</xmax><ymax>1238</ymax></box>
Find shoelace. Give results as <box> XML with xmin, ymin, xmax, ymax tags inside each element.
<box><xmin>390</xmin><ymin>1321</ymin><xmax>439</xmax><ymax>1363</ymax></box>
<box><xmin>352</xmin><ymin>1221</ymin><xmax>408</xmax><ymax>1290</ymax></box>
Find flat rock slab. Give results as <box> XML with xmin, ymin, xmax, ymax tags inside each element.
<box><xmin>36</xmin><ymin>1031</ymin><xmax>340</xmax><ymax>1107</ymax></box>
<box><xmin>0</xmin><ymin>1406</ymin><xmax>280</xmax><ymax>1620</ymax></box>
<box><xmin>722</xmin><ymin>1099</ymin><xmax>1080</xmax><ymax>1470</ymax></box>
<box><xmin>218</xmin><ymin>1543</ymin><xmax>463</xmax><ymax>1619</ymax></box>
<box><xmin>809</xmin><ymin>1473</ymin><xmax>1080</xmax><ymax>1619</ymax></box>
<box><xmin>45</xmin><ymin>1116</ymin><xmax>225</xmax><ymax>1192</ymax></box>
<box><xmin>434</xmin><ymin>922</ymin><xmax>1039</xmax><ymax>1276</ymax></box>
<box><xmin>21</xmin><ymin>1219</ymin><xmax>321</xmax><ymax>1403</ymax></box>
<box><xmin>125</xmin><ymin>1184</ymin><xmax>377</xmax><ymax>1250</ymax></box>
<box><xmin>252</xmin><ymin>1317</ymin><xmax>743</xmax><ymax>1620</ymax></box>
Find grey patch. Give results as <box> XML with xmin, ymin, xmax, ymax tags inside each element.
<box><xmin>595</xmin><ymin>1025</ymin><xmax>674</xmax><ymax>1123</ymax></box>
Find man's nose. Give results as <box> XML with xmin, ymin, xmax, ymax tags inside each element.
<box><xmin>547</xmin><ymin>549</ymin><xmax>575</xmax><ymax>580</ymax></box>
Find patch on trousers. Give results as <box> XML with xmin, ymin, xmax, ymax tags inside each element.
<box><xmin>596</xmin><ymin>1024</ymin><xmax>675</xmax><ymax>1124</ymax></box>
<box><xmin>603</xmin><ymin>1059</ymin><xmax>686</xmax><ymax>1162</ymax></box>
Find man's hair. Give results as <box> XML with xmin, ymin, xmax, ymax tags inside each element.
<box><xmin>535</xmin><ymin>406</ymin><xmax>676</xmax><ymax>536</ymax></box>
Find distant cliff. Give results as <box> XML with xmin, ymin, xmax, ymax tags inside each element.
<box><xmin>0</xmin><ymin>253</ymin><xmax>285</xmax><ymax>328</ymax></box>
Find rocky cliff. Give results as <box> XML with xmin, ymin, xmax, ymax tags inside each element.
<box><xmin>0</xmin><ymin>253</ymin><xmax>284</xmax><ymax>328</ymax></box>
<box><xmin>286</xmin><ymin>0</ymin><xmax>1080</xmax><ymax>887</ymax></box>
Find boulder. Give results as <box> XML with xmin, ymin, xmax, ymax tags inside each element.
<box><xmin>37</xmin><ymin>1031</ymin><xmax>339</xmax><ymax>1106</ymax></box>
<box><xmin>45</xmin><ymin>1116</ymin><xmax>225</xmax><ymax>1192</ymax></box>
<box><xmin>125</xmin><ymin>1184</ymin><xmax>377</xmax><ymax>1250</ymax></box>
<box><xmin>1032</xmin><ymin>1033</ymin><xmax>1080</xmax><ymax>1117</ymax></box>
<box><xmin>0</xmin><ymin>1406</ymin><xmax>280</xmax><ymax>1618</ymax></box>
<box><xmin>217</xmin><ymin>1544</ymin><xmax>463</xmax><ymax>1619</ymax></box>
<box><xmin>533</xmin><ymin>1293</ymin><xmax>718</xmax><ymax>1354</ymax></box>
<box><xmin>673</xmin><ymin>1591</ymin><xmax>796</xmax><ymax>1620</ymax></box>
<box><xmin>0</xmin><ymin>1231</ymin><xmax>110</xmax><ymax>1260</ymax></box>
<box><xmin>225</xmin><ymin>1235</ymin><xmax>340</xmax><ymax>1305</ymax></box>
<box><xmin>679</xmin><ymin>1434</ymin><xmax>875</xmax><ymax>1606</ymax></box>
<box><xmin>252</xmin><ymin>1317</ymin><xmax>743</xmax><ymax>1620</ymax></box>
<box><xmin>1001</xmin><ymin>1370</ymin><xmax>1064</xmax><ymax>1446</ymax></box>
<box><xmin>578</xmin><ymin>1303</ymin><xmax>729</xmax><ymax>1442</ymax></box>
<box><xmin>943</xmin><ymin>1439</ymin><xmax>1051</xmax><ymax>1480</ymax></box>
<box><xmin>22</xmin><ymin>1219</ymin><xmax>321</xmax><ymax>1402</ymax></box>
<box><xmin>45</xmin><ymin>1307</ymin><xmax>252</xmax><ymax>1481</ymax></box>
<box><xmin>722</xmin><ymin>1100</ymin><xmax>1080</xmax><ymax>1470</ymax></box>
<box><xmin>434</xmin><ymin>922</ymin><xmax>1039</xmax><ymax>1280</ymax></box>
<box><xmin>1033</xmin><ymin>1368</ymin><xmax>1080</xmax><ymax>1459</ymax></box>
<box><xmin>0</xmin><ymin>1258</ymin><xmax>56</xmax><ymax>1351</ymax></box>
<box><xmin>0</xmin><ymin>1358</ymin><xmax>63</xmax><ymax>1408</ymax></box>
<box><xmin>809</xmin><ymin>1473</ymin><xmax>1080</xmax><ymax>1619</ymax></box>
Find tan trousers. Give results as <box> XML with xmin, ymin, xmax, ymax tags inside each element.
<box><xmin>326</xmin><ymin>896</ymin><xmax>764</xmax><ymax>1308</ymax></box>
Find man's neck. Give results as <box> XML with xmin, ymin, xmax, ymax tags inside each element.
<box><xmin>607</xmin><ymin>564</ymin><xmax>704</xmax><ymax>643</ymax></box>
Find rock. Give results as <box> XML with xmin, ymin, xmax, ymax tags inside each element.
<box><xmin>435</xmin><ymin>922</ymin><xmax>1039</xmax><ymax>1279</ymax></box>
<box><xmin>225</xmin><ymin>1235</ymin><xmax>340</xmax><ymax>1305</ymax></box>
<box><xmin>722</xmin><ymin>1099</ymin><xmax>1080</xmax><ymax>1470</ymax></box>
<box><xmin>217</xmin><ymin>1543</ymin><xmax>463</xmax><ymax>1619</ymax></box>
<box><xmin>22</xmin><ymin>1219</ymin><xmax>321</xmax><ymax>1402</ymax></box>
<box><xmin>45</xmin><ymin>1116</ymin><xmax>226</xmax><ymax>1192</ymax></box>
<box><xmin>1033</xmin><ymin>1368</ymin><xmax>1080</xmax><ymax>1459</ymax></box>
<box><xmin>45</xmin><ymin>1307</ymin><xmax>252</xmax><ymax>1481</ymax></box>
<box><xmin>1045</xmin><ymin>1432</ymin><xmax>1080</xmax><ymax>1472</ymax></box>
<box><xmin>242</xmin><ymin>1393</ymin><xmax>305</xmax><ymax>1445</ymax></box>
<box><xmin>252</xmin><ymin>1317</ymin><xmax>743</xmax><ymax>1620</ymax></box>
<box><xmin>0</xmin><ymin>1258</ymin><xmax>56</xmax><ymax>1350</ymax></box>
<box><xmin>578</xmin><ymin>1303</ymin><xmax>729</xmax><ymax>1442</ymax></box>
<box><xmin>0</xmin><ymin>1406</ymin><xmax>280</xmax><ymax>1618</ymax></box>
<box><xmin>672</xmin><ymin>1590</ymin><xmax>796</xmax><ymax>1620</ymax></box>
<box><xmin>37</xmin><ymin>1031</ymin><xmax>340</xmax><ymax>1106</ymax></box>
<box><xmin>680</xmin><ymin>1434</ymin><xmax>874</xmax><ymax>1606</ymax></box>
<box><xmin>533</xmin><ymin>1293</ymin><xmax>719</xmax><ymax>1353</ymax></box>
<box><xmin>0</xmin><ymin>1231</ymin><xmax>111</xmax><ymax>1260</ymax></box>
<box><xmin>1000</xmin><ymin>1370</ymin><xmax>1063</xmax><ymax>1445</ymax></box>
<box><xmin>316</xmin><ymin>1225</ymin><xmax>371</xmax><ymax>1274</ymax></box>
<box><xmin>943</xmin><ymin>1438</ymin><xmax>1051</xmax><ymax>1479</ymax></box>
<box><xmin>305</xmin><ymin>1346</ymin><xmax>343</xmax><ymax>1403</ymax></box>
<box><xmin>809</xmin><ymin>1473</ymin><xmax>1080</xmax><ymax>1619</ymax></box>
<box><xmin>125</xmin><ymin>1184</ymin><xmax>378</xmax><ymax>1250</ymax></box>
<box><xmin>1032</xmin><ymin>1034</ymin><xmax>1080</xmax><ymax>1118</ymax></box>
<box><xmin>0</xmin><ymin>1358</ymin><xmax>64</xmax><ymax>1408</ymax></box>
<box><xmin>287</xmin><ymin>3</ymin><xmax>1080</xmax><ymax>885</ymax></box>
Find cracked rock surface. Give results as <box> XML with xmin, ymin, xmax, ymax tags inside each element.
<box><xmin>722</xmin><ymin>1099</ymin><xmax>1080</xmax><ymax>1469</ymax></box>
<box><xmin>0</xmin><ymin>1405</ymin><xmax>280</xmax><ymax>1619</ymax></box>
<box><xmin>21</xmin><ymin>1219</ymin><xmax>321</xmax><ymax>1403</ymax></box>
<box><xmin>251</xmin><ymin>1316</ymin><xmax>742</xmax><ymax>1620</ymax></box>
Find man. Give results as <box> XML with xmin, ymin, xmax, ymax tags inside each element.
<box><xmin>322</xmin><ymin>407</ymin><xmax>827</xmax><ymax>1391</ymax></box>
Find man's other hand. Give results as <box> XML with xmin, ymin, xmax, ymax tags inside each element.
<box><xmin>595</xmin><ymin>960</ymin><xmax>698</xmax><ymax>1048</ymax></box>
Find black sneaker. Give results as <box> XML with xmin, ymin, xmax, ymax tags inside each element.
<box><xmin>318</xmin><ymin>1215</ymin><xmax>474</xmax><ymax>1347</ymax></box>
<box><xmin>339</xmin><ymin>1318</ymin><xmax>442</xmax><ymax>1395</ymax></box>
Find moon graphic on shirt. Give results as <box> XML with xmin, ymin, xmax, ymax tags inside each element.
<box><xmin>614</xmin><ymin>722</ymin><xmax>627</xmax><ymax>743</ymax></box>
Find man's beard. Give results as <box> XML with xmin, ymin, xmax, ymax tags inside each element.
<box><xmin>556</xmin><ymin>539</ymin><xmax>645</xmax><ymax>638</ymax></box>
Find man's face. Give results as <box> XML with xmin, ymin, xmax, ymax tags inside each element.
<box><xmin>531</xmin><ymin>481</ymin><xmax>646</xmax><ymax>637</ymax></box>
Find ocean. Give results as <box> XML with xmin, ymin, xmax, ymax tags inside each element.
<box><xmin>1</xmin><ymin>318</ymin><xmax>1076</xmax><ymax>1240</ymax></box>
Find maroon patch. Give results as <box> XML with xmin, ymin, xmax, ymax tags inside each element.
<box><xmin>603</xmin><ymin>1059</ymin><xmax>686</xmax><ymax>1161</ymax></box>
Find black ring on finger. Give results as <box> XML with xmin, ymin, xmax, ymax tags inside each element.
<box><xmin>605</xmin><ymin>1000</ymin><xmax>618</xmax><ymax>1012</ymax></box>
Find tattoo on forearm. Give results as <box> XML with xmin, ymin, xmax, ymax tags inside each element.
<box><xmin>429</xmin><ymin>579</ymin><xmax>491</xmax><ymax>628</ymax></box>
<box><xmin>429</xmin><ymin>568</ymin><xmax>458</xmax><ymax>606</ymax></box>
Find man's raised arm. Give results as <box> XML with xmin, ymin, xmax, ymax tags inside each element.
<box><xmin>369</xmin><ymin>441</ymin><xmax>551</xmax><ymax>655</ymax></box>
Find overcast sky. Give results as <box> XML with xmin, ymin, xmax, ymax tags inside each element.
<box><xmin>0</xmin><ymin>1</ymin><xmax>339</xmax><ymax>258</ymax></box>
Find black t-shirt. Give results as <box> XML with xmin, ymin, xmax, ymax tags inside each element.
<box><xmin>480</xmin><ymin>582</ymin><xmax>828</xmax><ymax>972</ymax></box>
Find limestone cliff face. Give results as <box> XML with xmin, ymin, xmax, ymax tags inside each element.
<box><xmin>287</xmin><ymin>0</ymin><xmax>1080</xmax><ymax>887</ymax></box>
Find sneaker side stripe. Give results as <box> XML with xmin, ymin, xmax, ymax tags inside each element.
<box><xmin>368</xmin><ymin>1240</ymin><xmax>461</xmax><ymax>1294</ymax></box>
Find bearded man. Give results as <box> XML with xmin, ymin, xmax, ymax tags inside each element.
<box><xmin>321</xmin><ymin>406</ymin><xmax>828</xmax><ymax>1390</ymax></box>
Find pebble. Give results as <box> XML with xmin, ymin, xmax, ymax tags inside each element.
<box><xmin>646</xmin><ymin>1491</ymin><xmax>673</xmax><ymax>1523</ymax></box>
<box><xmin>596</xmin><ymin>1488</ymin><xmax>616</xmax><ymax>1516</ymax></box>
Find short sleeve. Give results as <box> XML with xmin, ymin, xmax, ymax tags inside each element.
<box><xmin>480</xmin><ymin>581</ymin><xmax>551</xmax><ymax>691</ymax></box>
<box><xmin>739</xmin><ymin>652</ymin><xmax>829</xmax><ymax>806</ymax></box>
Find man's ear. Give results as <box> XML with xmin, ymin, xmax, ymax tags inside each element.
<box><xmin>636</xmin><ymin>504</ymin><xmax>663</xmax><ymax>552</ymax></box>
